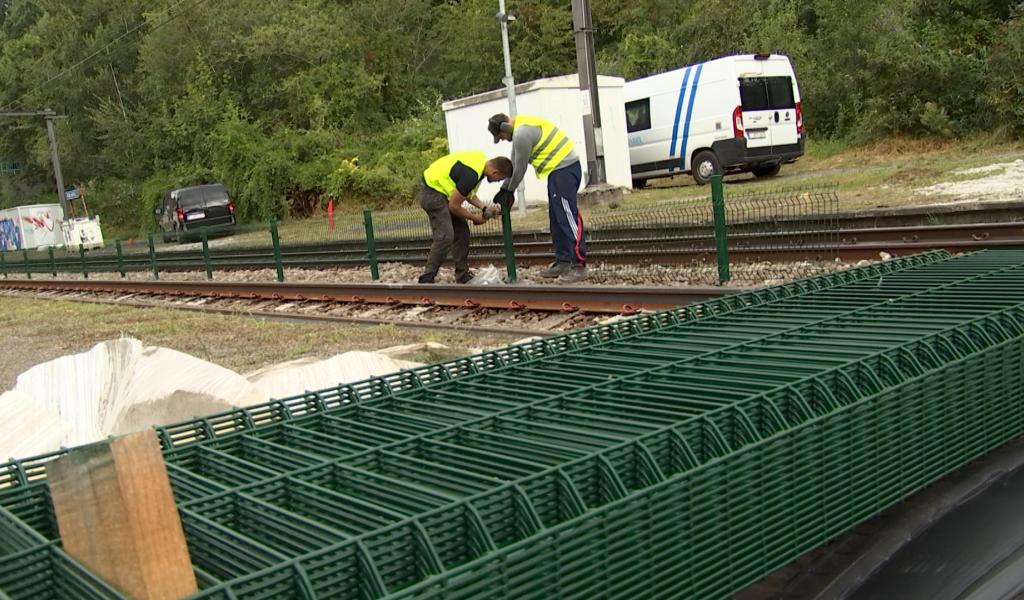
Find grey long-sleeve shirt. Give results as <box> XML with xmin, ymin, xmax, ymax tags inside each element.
<box><xmin>502</xmin><ymin>122</ymin><xmax>580</xmax><ymax>192</ymax></box>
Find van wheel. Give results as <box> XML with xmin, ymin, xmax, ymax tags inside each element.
<box><xmin>632</xmin><ymin>178</ymin><xmax>647</xmax><ymax>190</ymax></box>
<box><xmin>752</xmin><ymin>164</ymin><xmax>781</xmax><ymax>178</ymax></box>
<box><xmin>691</xmin><ymin>151</ymin><xmax>722</xmax><ymax>185</ymax></box>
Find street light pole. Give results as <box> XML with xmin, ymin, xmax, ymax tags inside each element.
<box><xmin>497</xmin><ymin>0</ymin><xmax>527</xmax><ymax>216</ymax></box>
<box><xmin>571</xmin><ymin>0</ymin><xmax>606</xmax><ymax>186</ymax></box>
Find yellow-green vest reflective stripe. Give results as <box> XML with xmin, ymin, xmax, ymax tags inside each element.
<box><xmin>423</xmin><ymin>150</ymin><xmax>487</xmax><ymax>198</ymax></box>
<box><xmin>516</xmin><ymin>115</ymin><xmax>575</xmax><ymax>178</ymax></box>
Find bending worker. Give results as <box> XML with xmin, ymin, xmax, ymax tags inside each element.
<box><xmin>488</xmin><ymin>113</ymin><xmax>587</xmax><ymax>283</ymax></box>
<box><xmin>417</xmin><ymin>150</ymin><xmax>512</xmax><ymax>284</ymax></box>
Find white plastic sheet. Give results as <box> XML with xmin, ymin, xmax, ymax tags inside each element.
<box><xmin>0</xmin><ymin>337</ymin><xmax>427</xmax><ymax>461</ymax></box>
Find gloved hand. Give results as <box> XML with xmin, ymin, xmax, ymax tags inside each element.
<box><xmin>493</xmin><ymin>188</ymin><xmax>516</xmax><ymax>211</ymax></box>
<box><xmin>483</xmin><ymin>204</ymin><xmax>502</xmax><ymax>219</ymax></box>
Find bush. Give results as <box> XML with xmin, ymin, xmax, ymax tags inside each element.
<box><xmin>987</xmin><ymin>14</ymin><xmax>1024</xmax><ymax>135</ymax></box>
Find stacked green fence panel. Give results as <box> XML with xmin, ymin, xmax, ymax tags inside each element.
<box><xmin>2</xmin><ymin>250</ymin><xmax>1024</xmax><ymax>599</ymax></box>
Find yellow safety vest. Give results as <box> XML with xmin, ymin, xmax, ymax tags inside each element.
<box><xmin>516</xmin><ymin>115</ymin><xmax>575</xmax><ymax>178</ymax></box>
<box><xmin>423</xmin><ymin>150</ymin><xmax>487</xmax><ymax>198</ymax></box>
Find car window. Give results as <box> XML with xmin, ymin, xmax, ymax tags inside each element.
<box><xmin>625</xmin><ymin>98</ymin><xmax>651</xmax><ymax>133</ymax></box>
<box><xmin>203</xmin><ymin>186</ymin><xmax>229</xmax><ymax>206</ymax></box>
<box><xmin>177</xmin><ymin>190</ymin><xmax>205</xmax><ymax>209</ymax></box>
<box><xmin>766</xmin><ymin>76</ymin><xmax>795</xmax><ymax>108</ymax></box>
<box><xmin>740</xmin><ymin>76</ymin><xmax>795</xmax><ymax>110</ymax></box>
<box><xmin>739</xmin><ymin>78</ymin><xmax>769</xmax><ymax>111</ymax></box>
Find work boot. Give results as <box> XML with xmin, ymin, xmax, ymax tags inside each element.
<box><xmin>455</xmin><ymin>271</ymin><xmax>475</xmax><ymax>284</ymax></box>
<box><xmin>417</xmin><ymin>272</ymin><xmax>436</xmax><ymax>284</ymax></box>
<box><xmin>558</xmin><ymin>264</ymin><xmax>588</xmax><ymax>284</ymax></box>
<box><xmin>537</xmin><ymin>260</ymin><xmax>571</xmax><ymax>279</ymax></box>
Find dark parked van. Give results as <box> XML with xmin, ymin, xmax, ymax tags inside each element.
<box><xmin>157</xmin><ymin>184</ymin><xmax>235</xmax><ymax>242</ymax></box>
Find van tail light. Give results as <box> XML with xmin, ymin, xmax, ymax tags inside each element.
<box><xmin>227</xmin><ymin>199</ymin><xmax>235</xmax><ymax>215</ymax></box>
<box><xmin>795</xmin><ymin>101</ymin><xmax>804</xmax><ymax>135</ymax></box>
<box><xmin>176</xmin><ymin>207</ymin><xmax>185</xmax><ymax>222</ymax></box>
<box><xmin>732</xmin><ymin>105</ymin><xmax>744</xmax><ymax>138</ymax></box>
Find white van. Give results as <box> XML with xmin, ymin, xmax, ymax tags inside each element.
<box><xmin>624</xmin><ymin>53</ymin><xmax>804</xmax><ymax>186</ymax></box>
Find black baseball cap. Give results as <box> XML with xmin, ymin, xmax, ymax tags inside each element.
<box><xmin>488</xmin><ymin>113</ymin><xmax>510</xmax><ymax>143</ymax></box>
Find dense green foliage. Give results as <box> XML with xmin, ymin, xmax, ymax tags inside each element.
<box><xmin>0</xmin><ymin>0</ymin><xmax>1021</xmax><ymax>234</ymax></box>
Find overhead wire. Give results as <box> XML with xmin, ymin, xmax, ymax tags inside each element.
<box><xmin>1</xmin><ymin>0</ymin><xmax>215</xmax><ymax>111</ymax></box>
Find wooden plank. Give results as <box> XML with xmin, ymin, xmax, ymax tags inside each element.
<box><xmin>47</xmin><ymin>430</ymin><xmax>197</xmax><ymax>599</ymax></box>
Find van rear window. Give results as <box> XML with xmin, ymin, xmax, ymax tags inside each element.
<box><xmin>766</xmin><ymin>77</ymin><xmax>795</xmax><ymax>108</ymax></box>
<box><xmin>739</xmin><ymin>76</ymin><xmax>795</xmax><ymax>110</ymax></box>
<box><xmin>177</xmin><ymin>190</ymin><xmax>205</xmax><ymax>209</ymax></box>
<box><xmin>740</xmin><ymin>79</ymin><xmax>770</xmax><ymax>111</ymax></box>
<box><xmin>203</xmin><ymin>187</ymin><xmax>229</xmax><ymax>205</ymax></box>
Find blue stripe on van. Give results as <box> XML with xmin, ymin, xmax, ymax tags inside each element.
<box><xmin>678</xmin><ymin>63</ymin><xmax>704</xmax><ymax>170</ymax></box>
<box><xmin>668</xmin><ymin>66</ymin><xmax>693</xmax><ymax>159</ymax></box>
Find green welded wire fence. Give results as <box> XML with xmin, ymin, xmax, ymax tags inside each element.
<box><xmin>0</xmin><ymin>183</ymin><xmax>838</xmax><ymax>286</ymax></box>
<box><xmin>3</xmin><ymin>250</ymin><xmax>1024</xmax><ymax>599</ymax></box>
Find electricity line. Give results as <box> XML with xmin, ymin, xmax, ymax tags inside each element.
<box><xmin>1</xmin><ymin>0</ymin><xmax>214</xmax><ymax>111</ymax></box>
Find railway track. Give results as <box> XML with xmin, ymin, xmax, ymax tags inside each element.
<box><xmin>0</xmin><ymin>279</ymin><xmax>737</xmax><ymax>335</ymax></box>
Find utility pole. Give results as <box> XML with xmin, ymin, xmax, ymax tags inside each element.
<box><xmin>571</xmin><ymin>0</ymin><xmax>606</xmax><ymax>186</ymax></box>
<box><xmin>0</xmin><ymin>109</ymin><xmax>68</xmax><ymax>215</ymax></box>
<box><xmin>497</xmin><ymin>0</ymin><xmax>526</xmax><ymax>216</ymax></box>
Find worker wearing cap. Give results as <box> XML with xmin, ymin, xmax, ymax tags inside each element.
<box><xmin>417</xmin><ymin>150</ymin><xmax>512</xmax><ymax>284</ymax></box>
<box><xmin>488</xmin><ymin>113</ymin><xmax>587</xmax><ymax>283</ymax></box>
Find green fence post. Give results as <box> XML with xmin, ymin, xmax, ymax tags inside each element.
<box><xmin>363</xmin><ymin>208</ymin><xmax>380</xmax><ymax>281</ymax></box>
<box><xmin>148</xmin><ymin>233</ymin><xmax>159</xmax><ymax>280</ymax></box>
<box><xmin>201</xmin><ymin>228</ymin><xmax>213</xmax><ymax>280</ymax></box>
<box><xmin>115</xmin><ymin>240</ymin><xmax>126</xmax><ymax>278</ymax></box>
<box><xmin>78</xmin><ymin>244</ymin><xmax>88</xmax><ymax>279</ymax></box>
<box><xmin>48</xmin><ymin>247</ymin><xmax>56</xmax><ymax>277</ymax></box>
<box><xmin>500</xmin><ymin>202</ymin><xmax>517</xmax><ymax>283</ymax></box>
<box><xmin>22</xmin><ymin>249</ymin><xmax>30</xmax><ymax>279</ymax></box>
<box><xmin>711</xmin><ymin>174</ymin><xmax>730</xmax><ymax>284</ymax></box>
<box><xmin>0</xmin><ymin>251</ymin><xmax>6</xmax><ymax>278</ymax></box>
<box><xmin>270</xmin><ymin>221</ymin><xmax>285</xmax><ymax>282</ymax></box>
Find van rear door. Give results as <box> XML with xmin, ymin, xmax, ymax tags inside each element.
<box><xmin>764</xmin><ymin>76</ymin><xmax>799</xmax><ymax>148</ymax></box>
<box><xmin>739</xmin><ymin>75</ymin><xmax>799</xmax><ymax>155</ymax></box>
<box><xmin>738</xmin><ymin>77</ymin><xmax>773</xmax><ymax>152</ymax></box>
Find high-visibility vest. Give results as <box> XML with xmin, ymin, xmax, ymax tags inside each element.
<box><xmin>516</xmin><ymin>115</ymin><xmax>575</xmax><ymax>178</ymax></box>
<box><xmin>423</xmin><ymin>150</ymin><xmax>487</xmax><ymax>198</ymax></box>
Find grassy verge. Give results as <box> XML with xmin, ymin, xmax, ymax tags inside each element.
<box><xmin>0</xmin><ymin>297</ymin><xmax>511</xmax><ymax>390</ymax></box>
<box><xmin>129</xmin><ymin>135</ymin><xmax>1024</xmax><ymax>252</ymax></box>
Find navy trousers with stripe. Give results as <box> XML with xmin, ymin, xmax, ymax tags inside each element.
<box><xmin>547</xmin><ymin>161</ymin><xmax>586</xmax><ymax>265</ymax></box>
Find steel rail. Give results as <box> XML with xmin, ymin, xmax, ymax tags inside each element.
<box><xmin>0</xmin><ymin>278</ymin><xmax>734</xmax><ymax>314</ymax></box>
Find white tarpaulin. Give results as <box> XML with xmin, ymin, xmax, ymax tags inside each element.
<box><xmin>0</xmin><ymin>337</ymin><xmax>427</xmax><ymax>461</ymax></box>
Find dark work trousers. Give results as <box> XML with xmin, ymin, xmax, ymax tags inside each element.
<box><xmin>547</xmin><ymin>161</ymin><xmax>586</xmax><ymax>265</ymax></box>
<box><xmin>419</xmin><ymin>182</ymin><xmax>470</xmax><ymax>281</ymax></box>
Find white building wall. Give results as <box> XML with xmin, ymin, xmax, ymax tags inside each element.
<box><xmin>442</xmin><ymin>75</ymin><xmax>631</xmax><ymax>205</ymax></box>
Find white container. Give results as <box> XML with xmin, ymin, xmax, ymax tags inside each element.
<box><xmin>0</xmin><ymin>204</ymin><xmax>65</xmax><ymax>251</ymax></box>
<box><xmin>441</xmin><ymin>74</ymin><xmax>632</xmax><ymax>205</ymax></box>
<box><xmin>61</xmin><ymin>216</ymin><xmax>105</xmax><ymax>251</ymax></box>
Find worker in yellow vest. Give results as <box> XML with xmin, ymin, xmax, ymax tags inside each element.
<box><xmin>488</xmin><ymin>113</ymin><xmax>587</xmax><ymax>283</ymax></box>
<box><xmin>418</xmin><ymin>150</ymin><xmax>513</xmax><ymax>284</ymax></box>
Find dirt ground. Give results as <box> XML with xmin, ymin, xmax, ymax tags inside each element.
<box><xmin>0</xmin><ymin>297</ymin><xmax>511</xmax><ymax>391</ymax></box>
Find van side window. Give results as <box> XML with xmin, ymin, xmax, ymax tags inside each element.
<box><xmin>740</xmin><ymin>77</ymin><xmax>795</xmax><ymax>110</ymax></box>
<box><xmin>625</xmin><ymin>98</ymin><xmax>651</xmax><ymax>133</ymax></box>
